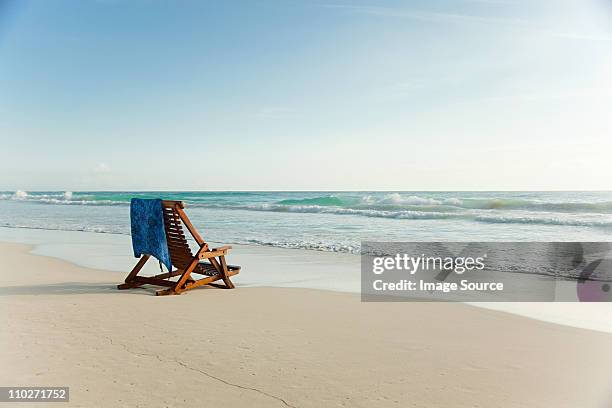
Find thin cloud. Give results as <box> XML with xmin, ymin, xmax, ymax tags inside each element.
<box><xmin>370</xmin><ymin>76</ymin><xmax>463</xmax><ymax>102</ymax></box>
<box><xmin>548</xmin><ymin>32</ymin><xmax>612</xmax><ymax>42</ymax></box>
<box><xmin>463</xmin><ymin>0</ymin><xmax>516</xmax><ymax>5</ymax></box>
<box><xmin>320</xmin><ymin>4</ymin><xmax>612</xmax><ymax>42</ymax></box>
<box><xmin>484</xmin><ymin>86</ymin><xmax>612</xmax><ymax>103</ymax></box>
<box><xmin>93</xmin><ymin>163</ymin><xmax>111</xmax><ymax>174</ymax></box>
<box><xmin>320</xmin><ymin>4</ymin><xmax>531</xmax><ymax>26</ymax></box>
<box><xmin>253</xmin><ymin>107</ymin><xmax>296</xmax><ymax>119</ymax></box>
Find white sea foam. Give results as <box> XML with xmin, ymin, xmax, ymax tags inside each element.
<box><xmin>233</xmin><ymin>203</ymin><xmax>612</xmax><ymax>226</ymax></box>
<box><xmin>475</xmin><ymin>214</ymin><xmax>612</xmax><ymax>227</ymax></box>
<box><xmin>379</xmin><ymin>193</ymin><xmax>441</xmax><ymax>205</ymax></box>
<box><xmin>0</xmin><ymin>194</ymin><xmax>126</xmax><ymax>206</ymax></box>
<box><xmin>0</xmin><ymin>223</ymin><xmax>126</xmax><ymax>235</ymax></box>
<box><xmin>13</xmin><ymin>190</ymin><xmax>28</xmax><ymax>199</ymax></box>
<box><xmin>243</xmin><ymin>238</ymin><xmax>360</xmax><ymax>254</ymax></box>
<box><xmin>3</xmin><ymin>191</ymin><xmax>610</xmax><ymax>228</ymax></box>
<box><xmin>2</xmin><ymin>192</ymin><xmax>612</xmax><ymax>213</ymax></box>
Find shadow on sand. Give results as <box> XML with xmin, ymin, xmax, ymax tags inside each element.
<box><xmin>0</xmin><ymin>282</ymin><xmax>155</xmax><ymax>296</ymax></box>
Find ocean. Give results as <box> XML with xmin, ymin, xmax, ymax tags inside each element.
<box><xmin>1</xmin><ymin>190</ymin><xmax>611</xmax><ymax>254</ymax></box>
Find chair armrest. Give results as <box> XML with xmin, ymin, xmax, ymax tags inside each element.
<box><xmin>198</xmin><ymin>247</ymin><xmax>231</xmax><ymax>259</ymax></box>
<box><xmin>211</xmin><ymin>245</ymin><xmax>232</xmax><ymax>252</ymax></box>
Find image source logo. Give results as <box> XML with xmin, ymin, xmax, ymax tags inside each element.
<box><xmin>361</xmin><ymin>242</ymin><xmax>612</xmax><ymax>302</ymax></box>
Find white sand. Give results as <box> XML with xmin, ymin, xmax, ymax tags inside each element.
<box><xmin>2</xmin><ymin>226</ymin><xmax>612</xmax><ymax>334</ymax></box>
<box><xmin>1</xmin><ymin>242</ymin><xmax>612</xmax><ymax>407</ymax></box>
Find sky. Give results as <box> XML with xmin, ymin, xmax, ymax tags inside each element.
<box><xmin>0</xmin><ymin>0</ymin><xmax>611</xmax><ymax>191</ymax></box>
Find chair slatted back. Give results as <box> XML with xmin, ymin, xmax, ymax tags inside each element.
<box><xmin>162</xmin><ymin>203</ymin><xmax>195</xmax><ymax>271</ymax></box>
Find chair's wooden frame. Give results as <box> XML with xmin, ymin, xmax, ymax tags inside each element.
<box><xmin>118</xmin><ymin>200</ymin><xmax>240</xmax><ymax>296</ymax></box>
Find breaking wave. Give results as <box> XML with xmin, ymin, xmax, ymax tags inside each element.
<box><xmin>2</xmin><ymin>191</ymin><xmax>612</xmax><ymax>255</ymax></box>
<box><xmin>1</xmin><ymin>191</ymin><xmax>611</xmax><ymax>229</ymax></box>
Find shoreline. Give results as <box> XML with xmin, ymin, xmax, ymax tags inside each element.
<box><xmin>1</xmin><ymin>242</ymin><xmax>611</xmax><ymax>407</ymax></box>
<box><xmin>1</xmin><ymin>226</ymin><xmax>612</xmax><ymax>334</ymax></box>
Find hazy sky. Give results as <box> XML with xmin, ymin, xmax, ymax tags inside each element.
<box><xmin>0</xmin><ymin>0</ymin><xmax>611</xmax><ymax>191</ymax></box>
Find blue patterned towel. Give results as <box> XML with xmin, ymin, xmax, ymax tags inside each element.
<box><xmin>130</xmin><ymin>198</ymin><xmax>172</xmax><ymax>271</ymax></box>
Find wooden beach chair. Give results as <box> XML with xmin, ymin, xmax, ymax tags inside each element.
<box><xmin>118</xmin><ymin>200</ymin><xmax>240</xmax><ymax>295</ymax></box>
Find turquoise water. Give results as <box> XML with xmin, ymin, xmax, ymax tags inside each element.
<box><xmin>1</xmin><ymin>191</ymin><xmax>611</xmax><ymax>253</ymax></box>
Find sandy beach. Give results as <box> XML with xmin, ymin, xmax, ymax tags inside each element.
<box><xmin>3</xmin><ymin>0</ymin><xmax>612</xmax><ymax>405</ymax></box>
<box><xmin>1</xmin><ymin>242</ymin><xmax>611</xmax><ymax>407</ymax></box>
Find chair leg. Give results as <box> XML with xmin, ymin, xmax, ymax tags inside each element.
<box><xmin>155</xmin><ymin>287</ymin><xmax>179</xmax><ymax>296</ymax></box>
<box><xmin>121</xmin><ymin>252</ymin><xmax>238</xmax><ymax>295</ymax></box>
<box><xmin>168</xmin><ymin>257</ymin><xmax>200</xmax><ymax>295</ymax></box>
<box><xmin>218</xmin><ymin>255</ymin><xmax>235</xmax><ymax>289</ymax></box>
<box><xmin>118</xmin><ymin>255</ymin><xmax>150</xmax><ymax>289</ymax></box>
<box><xmin>207</xmin><ymin>256</ymin><xmax>235</xmax><ymax>289</ymax></box>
